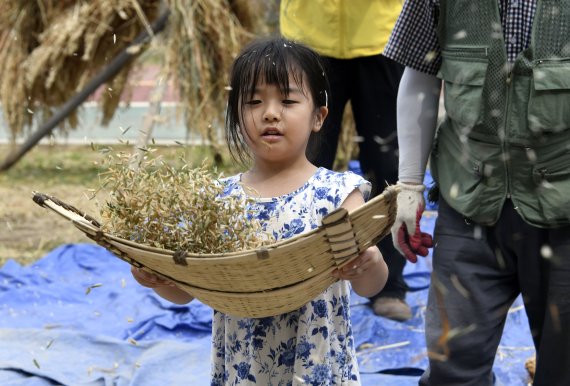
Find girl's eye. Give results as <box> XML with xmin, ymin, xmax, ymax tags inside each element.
<box><xmin>282</xmin><ymin>99</ymin><xmax>297</xmax><ymax>105</ymax></box>
<box><xmin>245</xmin><ymin>100</ymin><xmax>261</xmax><ymax>105</ymax></box>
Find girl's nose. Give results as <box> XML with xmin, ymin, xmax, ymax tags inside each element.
<box><xmin>263</xmin><ymin>105</ymin><xmax>281</xmax><ymax>122</ymax></box>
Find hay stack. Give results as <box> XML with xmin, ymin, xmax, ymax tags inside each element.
<box><xmin>159</xmin><ymin>0</ymin><xmax>260</xmax><ymax>160</ymax></box>
<box><xmin>0</xmin><ymin>0</ymin><xmax>272</xmax><ymax>155</ymax></box>
<box><xmin>0</xmin><ymin>0</ymin><xmax>160</xmax><ymax>139</ymax></box>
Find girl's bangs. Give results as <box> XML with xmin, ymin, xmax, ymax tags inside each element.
<box><xmin>240</xmin><ymin>47</ymin><xmax>304</xmax><ymax>99</ymax></box>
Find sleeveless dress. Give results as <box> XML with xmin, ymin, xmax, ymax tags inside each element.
<box><xmin>211</xmin><ymin>167</ymin><xmax>371</xmax><ymax>386</ymax></box>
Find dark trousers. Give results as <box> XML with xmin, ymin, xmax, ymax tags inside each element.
<box><xmin>421</xmin><ymin>198</ymin><xmax>570</xmax><ymax>386</ymax></box>
<box><xmin>308</xmin><ymin>54</ymin><xmax>407</xmax><ymax>300</ymax></box>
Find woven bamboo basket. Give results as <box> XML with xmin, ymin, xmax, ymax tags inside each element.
<box><xmin>32</xmin><ymin>185</ymin><xmax>398</xmax><ymax>318</ymax></box>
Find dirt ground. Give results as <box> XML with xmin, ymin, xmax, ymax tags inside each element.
<box><xmin>0</xmin><ymin>184</ymin><xmax>102</xmax><ymax>266</ymax></box>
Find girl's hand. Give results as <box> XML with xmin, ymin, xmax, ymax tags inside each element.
<box><xmin>331</xmin><ymin>246</ymin><xmax>388</xmax><ymax>298</ymax></box>
<box><xmin>331</xmin><ymin>247</ymin><xmax>382</xmax><ymax>281</ymax></box>
<box><xmin>131</xmin><ymin>266</ymin><xmax>194</xmax><ymax>304</ymax></box>
<box><xmin>131</xmin><ymin>266</ymin><xmax>175</xmax><ymax>288</ymax></box>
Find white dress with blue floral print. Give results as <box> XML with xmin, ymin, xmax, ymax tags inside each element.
<box><xmin>211</xmin><ymin>167</ymin><xmax>371</xmax><ymax>386</ymax></box>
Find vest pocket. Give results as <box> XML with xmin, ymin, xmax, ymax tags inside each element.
<box><xmin>528</xmin><ymin>59</ymin><xmax>570</xmax><ymax>134</ymax></box>
<box><xmin>531</xmin><ymin>147</ymin><xmax>570</xmax><ymax>224</ymax></box>
<box><xmin>431</xmin><ymin>125</ymin><xmax>503</xmax><ymax>224</ymax></box>
<box><xmin>438</xmin><ymin>51</ymin><xmax>488</xmax><ymax>128</ymax></box>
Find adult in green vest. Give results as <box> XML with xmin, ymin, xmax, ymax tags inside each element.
<box><xmin>385</xmin><ymin>0</ymin><xmax>570</xmax><ymax>385</ymax></box>
<box><xmin>280</xmin><ymin>0</ymin><xmax>413</xmax><ymax>321</ymax></box>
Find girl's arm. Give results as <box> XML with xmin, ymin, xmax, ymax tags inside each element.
<box><xmin>332</xmin><ymin>189</ymin><xmax>389</xmax><ymax>298</ymax></box>
<box><xmin>131</xmin><ymin>266</ymin><xmax>194</xmax><ymax>304</ymax></box>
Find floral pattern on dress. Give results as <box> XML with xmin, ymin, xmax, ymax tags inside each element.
<box><xmin>211</xmin><ymin>168</ymin><xmax>371</xmax><ymax>385</ymax></box>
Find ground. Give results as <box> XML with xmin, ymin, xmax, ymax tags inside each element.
<box><xmin>0</xmin><ymin>172</ymin><xmax>102</xmax><ymax>266</ymax></box>
<box><xmin>0</xmin><ymin>144</ymin><xmax>104</xmax><ymax>265</ymax></box>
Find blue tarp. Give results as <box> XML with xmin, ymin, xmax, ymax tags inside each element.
<box><xmin>0</xmin><ymin>214</ymin><xmax>535</xmax><ymax>385</ymax></box>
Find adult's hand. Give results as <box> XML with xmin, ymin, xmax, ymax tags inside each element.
<box><xmin>391</xmin><ymin>182</ymin><xmax>433</xmax><ymax>263</ymax></box>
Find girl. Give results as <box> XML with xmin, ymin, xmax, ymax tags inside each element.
<box><xmin>132</xmin><ymin>37</ymin><xmax>388</xmax><ymax>385</ymax></box>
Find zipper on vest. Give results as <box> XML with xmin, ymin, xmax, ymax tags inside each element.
<box><xmin>503</xmin><ymin>70</ymin><xmax>513</xmax><ymax>199</ymax></box>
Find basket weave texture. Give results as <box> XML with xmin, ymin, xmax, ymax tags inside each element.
<box><xmin>33</xmin><ymin>185</ymin><xmax>398</xmax><ymax>318</ymax></box>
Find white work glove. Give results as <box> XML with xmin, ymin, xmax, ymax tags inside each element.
<box><xmin>391</xmin><ymin>182</ymin><xmax>433</xmax><ymax>263</ymax></box>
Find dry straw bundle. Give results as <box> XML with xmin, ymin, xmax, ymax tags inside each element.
<box><xmin>0</xmin><ymin>0</ymin><xmax>160</xmax><ymax>138</ymax></box>
<box><xmin>0</xmin><ymin>0</ymin><xmax>272</xmax><ymax>155</ymax></box>
<box><xmin>161</xmin><ymin>0</ymin><xmax>266</xmax><ymax>149</ymax></box>
<box><xmin>96</xmin><ymin>145</ymin><xmax>269</xmax><ymax>253</ymax></box>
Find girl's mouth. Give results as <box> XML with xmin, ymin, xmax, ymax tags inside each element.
<box><xmin>261</xmin><ymin>128</ymin><xmax>283</xmax><ymax>143</ymax></box>
<box><xmin>262</xmin><ymin>128</ymin><xmax>282</xmax><ymax>136</ymax></box>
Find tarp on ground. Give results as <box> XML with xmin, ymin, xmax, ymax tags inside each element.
<box><xmin>0</xmin><ymin>215</ymin><xmax>534</xmax><ymax>385</ymax></box>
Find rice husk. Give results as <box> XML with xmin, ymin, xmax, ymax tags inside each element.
<box><xmin>96</xmin><ymin>145</ymin><xmax>270</xmax><ymax>253</ymax></box>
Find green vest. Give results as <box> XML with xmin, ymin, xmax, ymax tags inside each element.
<box><xmin>431</xmin><ymin>0</ymin><xmax>570</xmax><ymax>227</ymax></box>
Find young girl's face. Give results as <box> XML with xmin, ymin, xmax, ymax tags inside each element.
<box><xmin>239</xmin><ymin>75</ymin><xmax>327</xmax><ymax>166</ymax></box>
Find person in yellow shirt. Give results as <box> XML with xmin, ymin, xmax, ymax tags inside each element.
<box><xmin>280</xmin><ymin>0</ymin><xmax>410</xmax><ymax>321</ymax></box>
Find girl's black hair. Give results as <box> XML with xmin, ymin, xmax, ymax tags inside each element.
<box><xmin>225</xmin><ymin>36</ymin><xmax>330</xmax><ymax>165</ymax></box>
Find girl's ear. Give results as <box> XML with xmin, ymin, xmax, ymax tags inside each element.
<box><xmin>312</xmin><ymin>106</ymin><xmax>329</xmax><ymax>132</ymax></box>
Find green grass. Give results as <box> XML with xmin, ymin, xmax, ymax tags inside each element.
<box><xmin>2</xmin><ymin>146</ymin><xmax>102</xmax><ymax>186</ymax></box>
<box><xmin>1</xmin><ymin>143</ymin><xmax>240</xmax><ymax>186</ymax></box>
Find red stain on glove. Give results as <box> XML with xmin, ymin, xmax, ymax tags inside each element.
<box><xmin>397</xmin><ymin>207</ymin><xmax>433</xmax><ymax>263</ymax></box>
